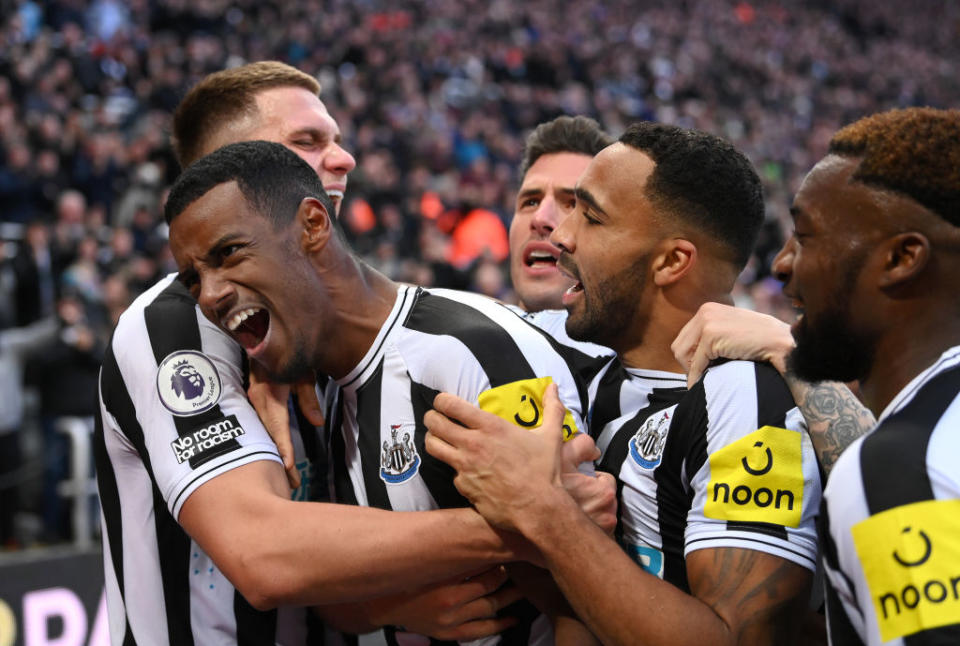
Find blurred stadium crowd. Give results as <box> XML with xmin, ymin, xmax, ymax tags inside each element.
<box><xmin>1</xmin><ymin>0</ymin><xmax>958</xmax><ymax>548</ymax></box>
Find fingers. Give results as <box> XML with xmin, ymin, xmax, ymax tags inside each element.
<box><xmin>432</xmin><ymin>391</ymin><xmax>502</xmax><ymax>431</ymax></box>
<box><xmin>424</xmin><ymin>426</ymin><xmax>460</xmax><ymax>469</ymax></box>
<box><xmin>687</xmin><ymin>346</ymin><xmax>712</xmax><ymax>389</ymax></box>
<box><xmin>293</xmin><ymin>377</ymin><xmax>325</xmax><ymax>427</ymax></box>
<box><xmin>539</xmin><ymin>383</ymin><xmax>566</xmax><ymax>441</ymax></box>
<box><xmin>560</xmin><ymin>432</ymin><xmax>600</xmax><ymax>473</ymax></box>
<box><xmin>423</xmin><ymin>407</ymin><xmax>469</xmax><ymax>445</ymax></box>
<box><xmin>671</xmin><ymin>311</ymin><xmax>704</xmax><ymax>373</ymax></box>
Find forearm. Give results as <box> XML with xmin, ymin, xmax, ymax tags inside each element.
<box><xmin>518</xmin><ymin>490</ymin><xmax>734</xmax><ymax>646</ymax></box>
<box><xmin>782</xmin><ymin>374</ymin><xmax>875</xmax><ymax>476</ymax></box>
<box><xmin>243</xmin><ymin>502</ymin><xmax>518</xmax><ymax>606</ymax></box>
<box><xmin>182</xmin><ymin>463</ymin><xmax>523</xmax><ymax>609</ymax></box>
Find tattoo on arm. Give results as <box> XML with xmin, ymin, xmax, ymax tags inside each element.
<box><xmin>785</xmin><ymin>377</ymin><xmax>876</xmax><ymax>476</ymax></box>
<box><xmin>688</xmin><ymin>548</ymin><xmax>811</xmax><ymax>646</ymax></box>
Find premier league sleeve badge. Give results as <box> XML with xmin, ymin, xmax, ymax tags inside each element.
<box><xmin>156</xmin><ymin>350</ymin><xmax>223</xmax><ymax>416</ymax></box>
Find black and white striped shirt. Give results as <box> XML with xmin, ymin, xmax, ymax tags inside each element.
<box><xmin>326</xmin><ymin>285</ymin><xmax>589</xmax><ymax>646</ymax></box>
<box><xmin>821</xmin><ymin>345</ymin><xmax>960</xmax><ymax>646</ymax></box>
<box><xmin>95</xmin><ymin>274</ymin><xmax>322</xmax><ymax>646</ymax></box>
<box><xmin>589</xmin><ymin>358</ymin><xmax>821</xmax><ymax>591</ymax></box>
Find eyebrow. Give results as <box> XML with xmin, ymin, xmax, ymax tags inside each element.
<box><xmin>574</xmin><ymin>187</ymin><xmax>607</xmax><ymax>216</ymax></box>
<box><xmin>788</xmin><ymin>205</ymin><xmax>802</xmax><ymax>222</ymax></box>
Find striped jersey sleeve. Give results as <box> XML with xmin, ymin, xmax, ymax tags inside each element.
<box><xmin>100</xmin><ymin>274</ymin><xmax>284</xmax><ymax>519</ymax></box>
<box><xmin>821</xmin><ymin>347</ymin><xmax>960</xmax><ymax>646</ymax></box>
<box><xmin>682</xmin><ymin>360</ymin><xmax>821</xmax><ymax>571</ymax></box>
<box><xmin>95</xmin><ymin>274</ymin><xmax>313</xmax><ymax>646</ymax></box>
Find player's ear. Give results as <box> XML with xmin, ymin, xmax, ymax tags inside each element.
<box><xmin>877</xmin><ymin>231</ymin><xmax>930</xmax><ymax>289</ymax></box>
<box><xmin>653</xmin><ymin>238</ymin><xmax>697</xmax><ymax>287</ymax></box>
<box><xmin>299</xmin><ymin>196</ymin><xmax>333</xmax><ymax>253</ymax></box>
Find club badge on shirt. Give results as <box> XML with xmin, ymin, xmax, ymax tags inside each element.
<box><xmin>156</xmin><ymin>350</ymin><xmax>222</xmax><ymax>416</ymax></box>
<box><xmin>380</xmin><ymin>423</ymin><xmax>421</xmax><ymax>484</ymax></box>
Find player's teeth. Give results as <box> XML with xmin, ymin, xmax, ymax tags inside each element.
<box><xmin>226</xmin><ymin>308</ymin><xmax>259</xmax><ymax>331</ymax></box>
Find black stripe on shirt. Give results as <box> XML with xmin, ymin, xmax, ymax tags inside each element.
<box><xmin>860</xmin><ymin>364</ymin><xmax>960</xmax><ymax>513</ymax></box>
<box><xmin>402</xmin><ymin>291</ymin><xmax>536</xmax><ymax>386</ymax></box>
<box><xmin>354</xmin><ymin>358</ymin><xmax>392</xmax><ymax>510</ymax></box>
<box><xmin>754</xmin><ymin>362</ymin><xmax>794</xmax><ymax>429</ymax></box>
<box><xmin>410</xmin><ymin>379</ymin><xmax>468</xmax><ymax>509</ymax></box>
<box><xmin>589</xmin><ymin>361</ymin><xmax>628</xmax><ymax>440</ymax></box>
<box><xmin>235</xmin><ymin>591</ymin><xmax>277</xmax><ymax>646</ymax></box>
<box><xmin>144</xmin><ymin>280</ymin><xmax>241</xmax><ymax>469</ymax></box>
<box><xmin>93</xmin><ymin>360</ymin><xmax>137</xmax><ymax>646</ymax></box>
<box><xmin>100</xmin><ymin>341</ymin><xmax>196</xmax><ymax>646</ymax></box>
<box><xmin>656</xmin><ymin>380</ymin><xmax>709</xmax><ymax>590</ymax></box>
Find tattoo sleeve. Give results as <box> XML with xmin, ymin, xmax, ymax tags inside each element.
<box><xmin>783</xmin><ymin>376</ymin><xmax>876</xmax><ymax>476</ymax></box>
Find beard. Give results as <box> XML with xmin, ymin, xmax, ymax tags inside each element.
<box><xmin>564</xmin><ymin>253</ymin><xmax>651</xmax><ymax>349</ymax></box>
<box><xmin>788</xmin><ymin>257</ymin><xmax>877</xmax><ymax>383</ymax></box>
<box><xmin>265</xmin><ymin>339</ymin><xmax>315</xmax><ymax>384</ymax></box>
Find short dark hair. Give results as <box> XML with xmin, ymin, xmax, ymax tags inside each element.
<box><xmin>519</xmin><ymin>116</ymin><xmax>613</xmax><ymax>179</ymax></box>
<box><xmin>829</xmin><ymin>107</ymin><xmax>960</xmax><ymax>227</ymax></box>
<box><xmin>172</xmin><ymin>61</ymin><xmax>321</xmax><ymax>168</ymax></box>
<box><xmin>164</xmin><ymin>140</ymin><xmax>336</xmax><ymax>230</ymax></box>
<box><xmin>619</xmin><ymin>122</ymin><xmax>764</xmax><ymax>269</ymax></box>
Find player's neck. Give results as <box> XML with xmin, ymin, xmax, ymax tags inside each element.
<box><xmin>860</xmin><ymin>318</ymin><xmax>960</xmax><ymax>415</ymax></box>
<box><xmin>318</xmin><ymin>258</ymin><xmax>400</xmax><ymax>379</ymax></box>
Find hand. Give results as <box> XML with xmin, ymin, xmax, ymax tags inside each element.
<box><xmin>563</xmin><ymin>470</ymin><xmax>617</xmax><ymax>536</ymax></box>
<box><xmin>425</xmin><ymin>384</ymin><xmax>567</xmax><ymax>532</ymax></box>
<box><xmin>247</xmin><ymin>363</ymin><xmax>298</xmax><ymax>489</ymax></box>
<box><xmin>293</xmin><ymin>377</ymin><xmax>325</xmax><ymax>427</ymax></box>
<box><xmin>368</xmin><ymin>566</ymin><xmax>523</xmax><ymax>640</ymax></box>
<box><xmin>671</xmin><ymin>302</ymin><xmax>796</xmax><ymax>387</ymax></box>
<box><xmin>558</xmin><ymin>433</ymin><xmax>617</xmax><ymax>535</ymax></box>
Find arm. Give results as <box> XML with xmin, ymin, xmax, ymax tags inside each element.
<box><xmin>425</xmin><ymin>386</ymin><xmax>811</xmax><ymax>646</ymax></box>
<box><xmin>671</xmin><ymin>302</ymin><xmax>875</xmax><ymax>475</ymax></box>
<box><xmin>315</xmin><ymin>566</ymin><xmax>522</xmax><ymax>639</ymax></box>
<box><xmin>178</xmin><ymin>458</ymin><xmax>528</xmax><ymax>610</ymax></box>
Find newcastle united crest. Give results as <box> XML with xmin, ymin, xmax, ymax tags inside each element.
<box><xmin>629</xmin><ymin>411</ymin><xmax>670</xmax><ymax>469</ymax></box>
<box><xmin>380</xmin><ymin>424</ymin><xmax>420</xmax><ymax>484</ymax></box>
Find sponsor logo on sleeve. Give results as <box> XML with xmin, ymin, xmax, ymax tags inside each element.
<box><xmin>170</xmin><ymin>414</ymin><xmax>245</xmax><ymax>464</ymax></box>
<box><xmin>380</xmin><ymin>423</ymin><xmax>421</xmax><ymax>485</ymax></box>
<box><xmin>852</xmin><ymin>499</ymin><xmax>960</xmax><ymax>642</ymax></box>
<box><xmin>156</xmin><ymin>350</ymin><xmax>222</xmax><ymax>416</ymax></box>
<box><xmin>703</xmin><ymin>425</ymin><xmax>804</xmax><ymax>527</ymax></box>
<box><xmin>477</xmin><ymin>376</ymin><xmax>579</xmax><ymax>441</ymax></box>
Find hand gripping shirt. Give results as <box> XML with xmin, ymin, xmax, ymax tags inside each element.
<box><xmin>327</xmin><ymin>285</ymin><xmax>589</xmax><ymax>646</ymax></box>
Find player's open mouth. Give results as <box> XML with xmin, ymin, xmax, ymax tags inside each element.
<box><xmin>326</xmin><ymin>189</ymin><xmax>344</xmax><ymax>210</ymax></box>
<box><xmin>523</xmin><ymin>243</ymin><xmax>560</xmax><ymax>272</ymax></box>
<box><xmin>225</xmin><ymin>306</ymin><xmax>270</xmax><ymax>351</ymax></box>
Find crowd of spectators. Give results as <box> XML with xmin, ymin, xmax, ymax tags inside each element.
<box><xmin>1</xmin><ymin>0</ymin><xmax>959</xmax><ymax>548</ymax></box>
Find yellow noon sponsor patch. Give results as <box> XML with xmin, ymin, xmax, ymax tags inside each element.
<box><xmin>852</xmin><ymin>499</ymin><xmax>960</xmax><ymax>642</ymax></box>
<box><xmin>477</xmin><ymin>376</ymin><xmax>579</xmax><ymax>441</ymax></box>
<box><xmin>703</xmin><ymin>425</ymin><xmax>803</xmax><ymax>527</ymax></box>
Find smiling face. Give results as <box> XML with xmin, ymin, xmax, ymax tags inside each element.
<box><xmin>202</xmin><ymin>86</ymin><xmax>355</xmax><ymax>215</ymax></box>
<box><xmin>550</xmin><ymin>143</ymin><xmax>661</xmax><ymax>351</ymax></box>
<box><xmin>169</xmin><ymin>181</ymin><xmax>321</xmax><ymax>383</ymax></box>
<box><xmin>775</xmin><ymin>154</ymin><xmax>882</xmax><ymax>382</ymax></box>
<box><xmin>509</xmin><ymin>152</ymin><xmax>593</xmax><ymax>312</ymax></box>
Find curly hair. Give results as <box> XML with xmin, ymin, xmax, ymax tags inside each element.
<box><xmin>829</xmin><ymin>108</ymin><xmax>960</xmax><ymax>226</ymax></box>
<box><xmin>172</xmin><ymin>61</ymin><xmax>321</xmax><ymax>168</ymax></box>
<box><xmin>519</xmin><ymin>116</ymin><xmax>613</xmax><ymax>179</ymax></box>
<box><xmin>619</xmin><ymin>122</ymin><xmax>764</xmax><ymax>269</ymax></box>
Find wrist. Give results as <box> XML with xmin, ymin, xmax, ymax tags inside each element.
<box><xmin>513</xmin><ymin>485</ymin><xmax>578</xmax><ymax>548</ymax></box>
